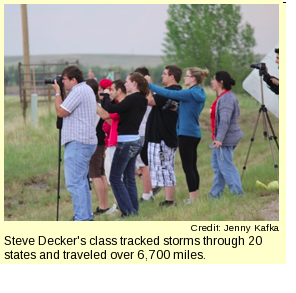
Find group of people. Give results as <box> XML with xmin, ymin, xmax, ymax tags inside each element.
<box><xmin>53</xmin><ymin>64</ymin><xmax>245</xmax><ymax>221</ymax></box>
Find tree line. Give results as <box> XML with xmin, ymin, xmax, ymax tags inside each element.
<box><xmin>163</xmin><ymin>4</ymin><xmax>260</xmax><ymax>92</ymax></box>
<box><xmin>5</xmin><ymin>4</ymin><xmax>262</xmax><ymax>94</ymax></box>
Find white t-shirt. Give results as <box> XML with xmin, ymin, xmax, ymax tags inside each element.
<box><xmin>138</xmin><ymin>105</ymin><xmax>152</xmax><ymax>136</ymax></box>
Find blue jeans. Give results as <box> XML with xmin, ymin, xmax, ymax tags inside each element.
<box><xmin>64</xmin><ymin>141</ymin><xmax>96</xmax><ymax>221</ymax></box>
<box><xmin>209</xmin><ymin>146</ymin><xmax>243</xmax><ymax>198</ymax></box>
<box><xmin>109</xmin><ymin>139</ymin><xmax>142</xmax><ymax>217</ymax></box>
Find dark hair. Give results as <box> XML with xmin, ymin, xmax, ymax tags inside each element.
<box><xmin>62</xmin><ymin>65</ymin><xmax>84</xmax><ymax>83</ymax></box>
<box><xmin>215</xmin><ymin>71</ymin><xmax>236</xmax><ymax>90</ymax></box>
<box><xmin>134</xmin><ymin>67</ymin><xmax>150</xmax><ymax>76</ymax></box>
<box><xmin>275</xmin><ymin>48</ymin><xmax>279</xmax><ymax>54</ymax></box>
<box><xmin>165</xmin><ymin>65</ymin><xmax>182</xmax><ymax>83</ymax></box>
<box><xmin>112</xmin><ymin>79</ymin><xmax>127</xmax><ymax>94</ymax></box>
<box><xmin>85</xmin><ymin>79</ymin><xmax>99</xmax><ymax>102</ymax></box>
<box><xmin>129</xmin><ymin>72</ymin><xmax>149</xmax><ymax>96</ymax></box>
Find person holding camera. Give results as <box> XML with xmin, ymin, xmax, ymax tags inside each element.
<box><xmin>100</xmin><ymin>80</ymin><xmax>127</xmax><ymax>185</ymax></box>
<box><xmin>88</xmin><ymin>78</ymin><xmax>113</xmax><ymax>216</ymax></box>
<box><xmin>263</xmin><ymin>48</ymin><xmax>279</xmax><ymax>95</ymax></box>
<box><xmin>103</xmin><ymin>72</ymin><xmax>148</xmax><ymax>218</ymax></box>
<box><xmin>209</xmin><ymin>71</ymin><xmax>243</xmax><ymax>199</ymax></box>
<box><xmin>144</xmin><ymin>65</ymin><xmax>182</xmax><ymax>206</ymax></box>
<box><xmin>132</xmin><ymin>67</ymin><xmax>154</xmax><ymax>201</ymax></box>
<box><xmin>147</xmin><ymin>67</ymin><xmax>209</xmax><ymax>204</ymax></box>
<box><xmin>53</xmin><ymin>66</ymin><xmax>97</xmax><ymax>221</ymax></box>
<box><xmin>94</xmin><ymin>79</ymin><xmax>128</xmax><ymax>215</ymax></box>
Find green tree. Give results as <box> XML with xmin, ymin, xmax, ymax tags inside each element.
<box><xmin>163</xmin><ymin>4</ymin><xmax>256</xmax><ymax>91</ymax></box>
<box><xmin>6</xmin><ymin>65</ymin><xmax>19</xmax><ymax>85</ymax></box>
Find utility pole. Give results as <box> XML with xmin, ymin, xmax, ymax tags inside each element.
<box><xmin>20</xmin><ymin>4</ymin><xmax>31</xmax><ymax>96</ymax></box>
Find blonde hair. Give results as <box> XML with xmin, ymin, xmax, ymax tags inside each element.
<box><xmin>187</xmin><ymin>67</ymin><xmax>209</xmax><ymax>84</ymax></box>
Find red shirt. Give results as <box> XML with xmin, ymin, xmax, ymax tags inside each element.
<box><xmin>210</xmin><ymin>90</ymin><xmax>230</xmax><ymax>140</ymax></box>
<box><xmin>102</xmin><ymin>100</ymin><xmax>120</xmax><ymax>147</ymax></box>
<box><xmin>103</xmin><ymin>113</ymin><xmax>120</xmax><ymax>147</ymax></box>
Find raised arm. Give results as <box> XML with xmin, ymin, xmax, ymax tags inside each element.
<box><xmin>146</xmin><ymin>91</ymin><xmax>156</xmax><ymax>106</ymax></box>
<box><xmin>103</xmin><ymin>94</ymin><xmax>131</xmax><ymax>113</ymax></box>
<box><xmin>149</xmin><ymin>83</ymin><xmax>205</xmax><ymax>102</ymax></box>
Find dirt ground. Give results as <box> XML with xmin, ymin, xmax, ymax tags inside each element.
<box><xmin>259</xmin><ymin>195</ymin><xmax>279</xmax><ymax>221</ymax></box>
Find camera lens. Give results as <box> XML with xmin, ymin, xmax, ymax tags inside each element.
<box><xmin>44</xmin><ymin>78</ymin><xmax>54</xmax><ymax>84</ymax></box>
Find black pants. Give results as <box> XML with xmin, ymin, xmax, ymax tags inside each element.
<box><xmin>178</xmin><ymin>135</ymin><xmax>201</xmax><ymax>192</ymax></box>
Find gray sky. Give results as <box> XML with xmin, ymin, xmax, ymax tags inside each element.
<box><xmin>4</xmin><ymin>4</ymin><xmax>279</xmax><ymax>56</ymax></box>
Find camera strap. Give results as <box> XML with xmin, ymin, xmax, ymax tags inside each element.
<box><xmin>159</xmin><ymin>145</ymin><xmax>165</xmax><ymax>162</ymax></box>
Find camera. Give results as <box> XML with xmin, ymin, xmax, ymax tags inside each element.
<box><xmin>99</xmin><ymin>92</ymin><xmax>110</xmax><ymax>102</ymax></box>
<box><xmin>159</xmin><ymin>151</ymin><xmax>165</xmax><ymax>161</ymax></box>
<box><xmin>45</xmin><ymin>75</ymin><xmax>64</xmax><ymax>130</ymax></box>
<box><xmin>162</xmin><ymin>99</ymin><xmax>178</xmax><ymax>111</ymax></box>
<box><xmin>44</xmin><ymin>75</ymin><xmax>63</xmax><ymax>88</ymax></box>
<box><xmin>99</xmin><ymin>92</ymin><xmax>110</xmax><ymax>97</ymax></box>
<box><xmin>250</xmin><ymin>62</ymin><xmax>266</xmax><ymax>76</ymax></box>
<box><xmin>250</xmin><ymin>62</ymin><xmax>266</xmax><ymax>70</ymax></box>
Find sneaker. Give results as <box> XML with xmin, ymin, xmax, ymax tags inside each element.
<box><xmin>140</xmin><ymin>196</ymin><xmax>154</xmax><ymax>203</ymax></box>
<box><xmin>105</xmin><ymin>204</ymin><xmax>118</xmax><ymax>215</ymax></box>
<box><xmin>159</xmin><ymin>200</ymin><xmax>177</xmax><ymax>207</ymax></box>
<box><xmin>93</xmin><ymin>207</ymin><xmax>110</xmax><ymax>215</ymax></box>
<box><xmin>184</xmin><ymin>198</ymin><xmax>192</xmax><ymax>204</ymax></box>
<box><xmin>209</xmin><ymin>194</ymin><xmax>221</xmax><ymax>201</ymax></box>
<box><xmin>152</xmin><ymin>186</ymin><xmax>162</xmax><ymax>196</ymax></box>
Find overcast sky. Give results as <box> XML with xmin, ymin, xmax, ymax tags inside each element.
<box><xmin>4</xmin><ymin>4</ymin><xmax>279</xmax><ymax>56</ymax></box>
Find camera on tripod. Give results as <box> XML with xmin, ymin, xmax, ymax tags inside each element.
<box><xmin>162</xmin><ymin>99</ymin><xmax>178</xmax><ymax>111</ymax></box>
<box><xmin>44</xmin><ymin>75</ymin><xmax>63</xmax><ymax>88</ymax></box>
<box><xmin>250</xmin><ymin>62</ymin><xmax>266</xmax><ymax>76</ymax></box>
<box><xmin>45</xmin><ymin>75</ymin><xmax>64</xmax><ymax>130</ymax></box>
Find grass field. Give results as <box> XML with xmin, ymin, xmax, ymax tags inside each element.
<box><xmin>4</xmin><ymin>89</ymin><xmax>279</xmax><ymax>221</ymax></box>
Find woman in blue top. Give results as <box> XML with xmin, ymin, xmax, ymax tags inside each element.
<box><xmin>148</xmin><ymin>67</ymin><xmax>209</xmax><ymax>204</ymax></box>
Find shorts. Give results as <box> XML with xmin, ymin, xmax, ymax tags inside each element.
<box><xmin>148</xmin><ymin>140</ymin><xmax>177</xmax><ymax>187</ymax></box>
<box><xmin>88</xmin><ymin>144</ymin><xmax>105</xmax><ymax>178</ymax></box>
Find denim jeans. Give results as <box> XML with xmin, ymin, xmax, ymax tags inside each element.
<box><xmin>109</xmin><ymin>139</ymin><xmax>142</xmax><ymax>217</ymax></box>
<box><xmin>209</xmin><ymin>146</ymin><xmax>243</xmax><ymax>198</ymax></box>
<box><xmin>64</xmin><ymin>141</ymin><xmax>96</xmax><ymax>221</ymax></box>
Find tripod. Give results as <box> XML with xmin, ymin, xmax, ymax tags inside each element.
<box><xmin>56</xmin><ymin>116</ymin><xmax>63</xmax><ymax>221</ymax></box>
<box><xmin>241</xmin><ymin>72</ymin><xmax>279</xmax><ymax>182</ymax></box>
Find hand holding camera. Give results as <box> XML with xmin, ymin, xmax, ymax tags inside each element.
<box><xmin>99</xmin><ymin>92</ymin><xmax>110</xmax><ymax>99</ymax></box>
<box><xmin>250</xmin><ymin>62</ymin><xmax>266</xmax><ymax>76</ymax></box>
<box><xmin>162</xmin><ymin>99</ymin><xmax>179</xmax><ymax>111</ymax></box>
<box><xmin>144</xmin><ymin>75</ymin><xmax>152</xmax><ymax>83</ymax></box>
<box><xmin>52</xmin><ymin>80</ymin><xmax>61</xmax><ymax>94</ymax></box>
<box><xmin>45</xmin><ymin>75</ymin><xmax>64</xmax><ymax>98</ymax></box>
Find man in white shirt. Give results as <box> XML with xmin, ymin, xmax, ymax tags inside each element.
<box><xmin>53</xmin><ymin>66</ymin><xmax>97</xmax><ymax>221</ymax></box>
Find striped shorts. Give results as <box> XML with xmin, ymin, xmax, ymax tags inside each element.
<box><xmin>148</xmin><ymin>141</ymin><xmax>177</xmax><ymax>187</ymax></box>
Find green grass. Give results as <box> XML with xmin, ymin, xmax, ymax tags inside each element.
<box><xmin>4</xmin><ymin>91</ymin><xmax>279</xmax><ymax>221</ymax></box>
